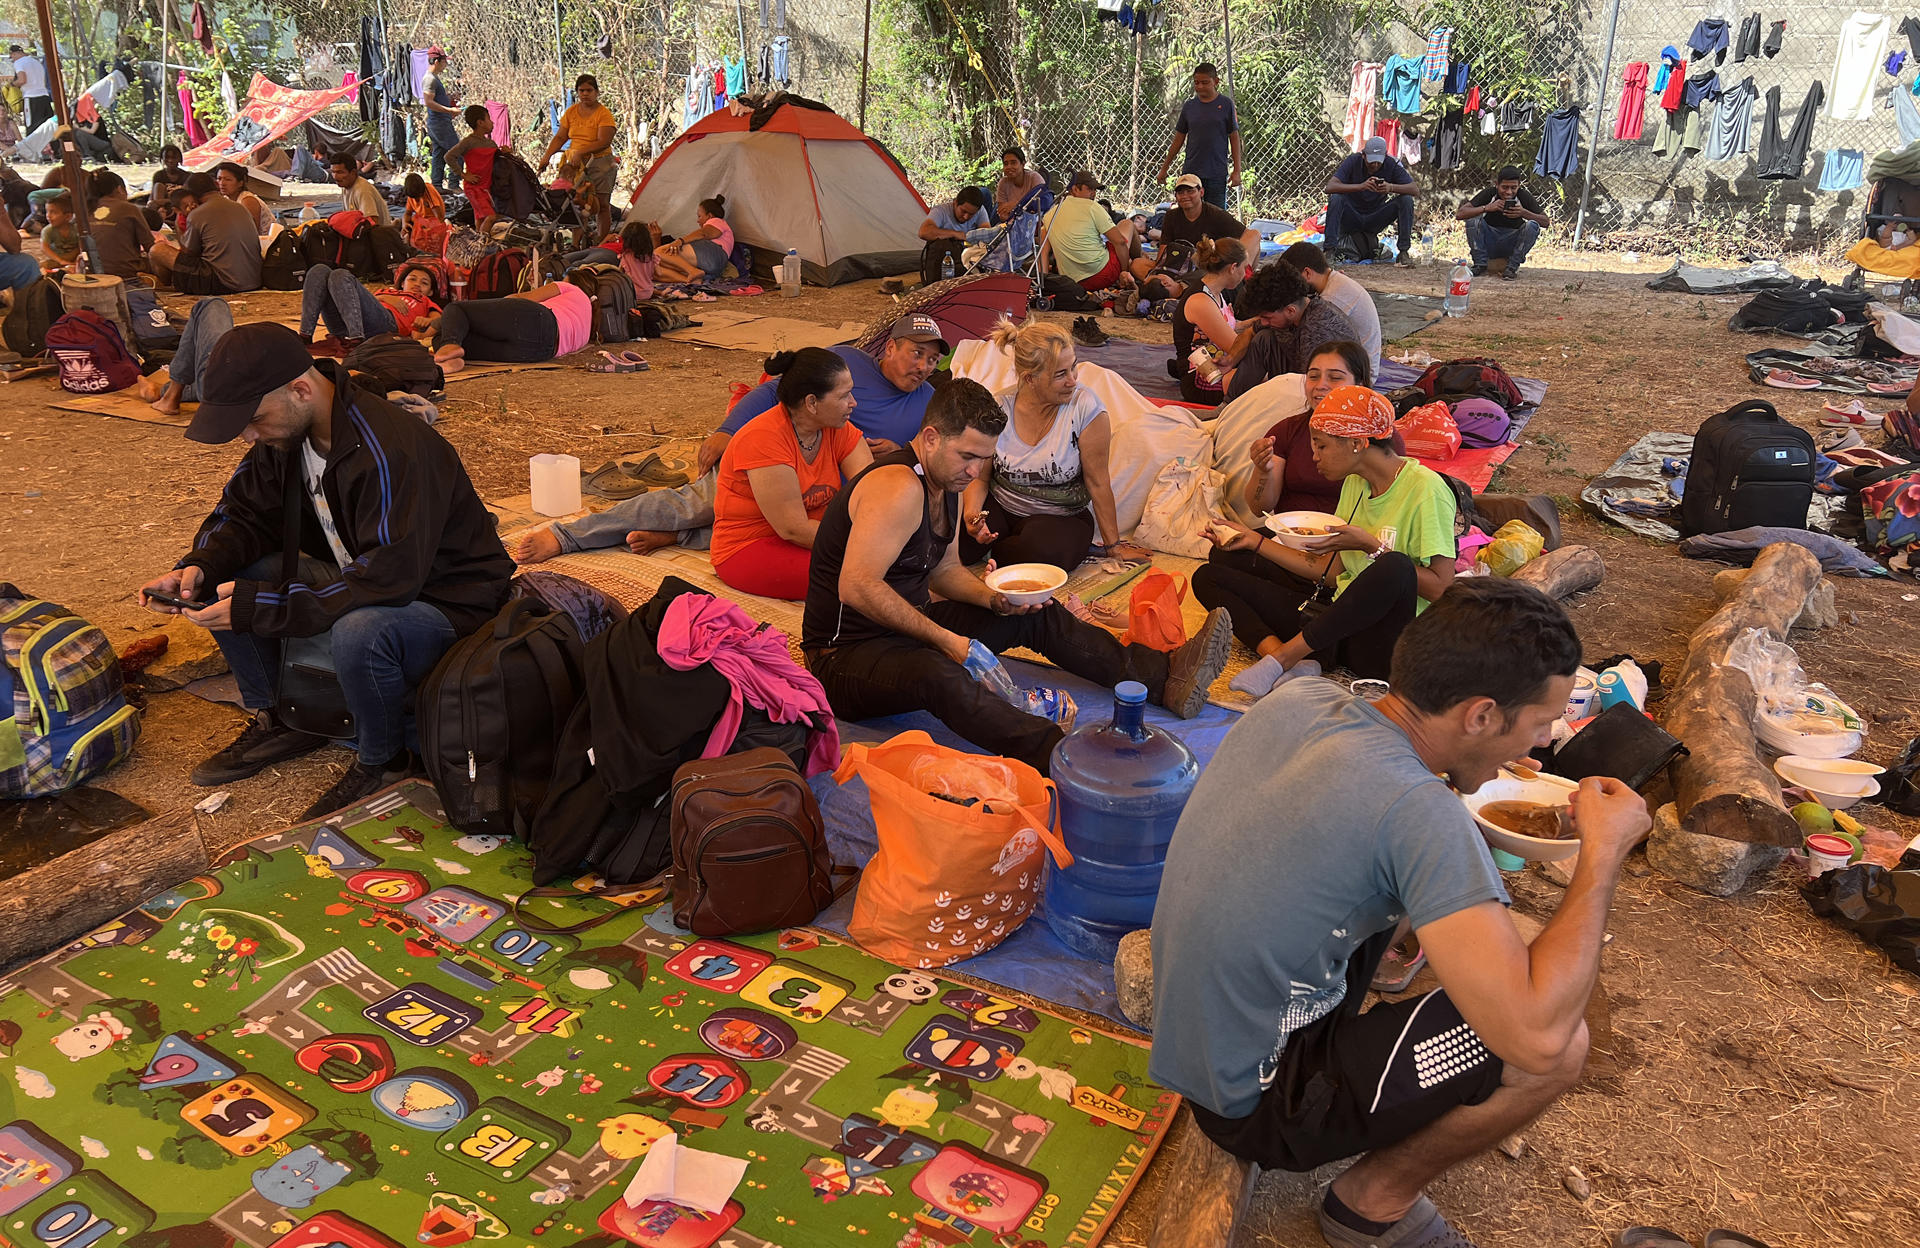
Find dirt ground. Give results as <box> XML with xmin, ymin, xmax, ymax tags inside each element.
<box><xmin>2</xmin><ymin>234</ymin><xmax>1918</xmax><ymax>1247</ymax></box>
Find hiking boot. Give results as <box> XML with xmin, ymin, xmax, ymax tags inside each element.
<box><xmin>299</xmin><ymin>751</ymin><xmax>421</xmax><ymax>822</ymax></box>
<box><xmin>1160</xmin><ymin>608</ymin><xmax>1233</xmax><ymax>719</ymax></box>
<box><xmin>1071</xmin><ymin>316</ymin><xmax>1110</xmax><ymax>347</ymax></box>
<box><xmin>191</xmin><ymin>710</ymin><xmax>329</xmax><ymax>786</ymax></box>
<box><xmin>1500</xmin><ymin>267</ymin><xmax>1519</xmax><ymax>281</ymax></box>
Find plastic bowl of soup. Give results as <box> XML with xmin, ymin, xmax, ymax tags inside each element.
<box><xmin>1460</xmin><ymin>771</ymin><xmax>1583</xmax><ymax>861</ymax></box>
<box><xmin>985</xmin><ymin>563</ymin><xmax>1069</xmax><ymax>607</ymax></box>
<box><xmin>1265</xmin><ymin>510</ymin><xmax>1345</xmax><ymax>549</ymax></box>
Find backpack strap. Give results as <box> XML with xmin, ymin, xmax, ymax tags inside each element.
<box><xmin>509</xmin><ymin>875</ymin><xmax>670</xmax><ymax>933</ymax></box>
<box><xmin>1718</xmin><ymin>399</ymin><xmax>1780</xmax><ymax>421</ymax></box>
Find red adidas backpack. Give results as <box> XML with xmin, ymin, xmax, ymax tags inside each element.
<box><xmin>46</xmin><ymin>310</ymin><xmax>141</xmax><ymax>394</ymax></box>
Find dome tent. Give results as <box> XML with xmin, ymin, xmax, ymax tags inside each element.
<box><xmin>632</xmin><ymin>96</ymin><xmax>927</xmax><ymax>286</ymax></box>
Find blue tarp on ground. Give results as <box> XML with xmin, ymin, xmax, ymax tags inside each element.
<box><xmin>807</xmin><ymin>658</ymin><xmax>1241</xmax><ymax>1030</ymax></box>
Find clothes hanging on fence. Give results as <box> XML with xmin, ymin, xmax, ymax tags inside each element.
<box><xmin>1688</xmin><ymin>17</ymin><xmax>1731</xmax><ymax>63</ymax></box>
<box><xmin>761</xmin><ymin>37</ymin><xmax>791</xmax><ymax>89</ymax></box>
<box><xmin>1733</xmin><ymin>12</ymin><xmax>1762</xmax><ymax>61</ymax></box>
<box><xmin>1765</xmin><ymin>19</ymin><xmax>1786</xmax><ymax>56</ymax></box>
<box><xmin>1382</xmin><ymin>55</ymin><xmax>1423</xmax><ymax>113</ymax></box>
<box><xmin>1423</xmin><ymin>29</ymin><xmax>1451</xmax><ymax>81</ymax></box>
<box><xmin>191</xmin><ymin>2</ymin><xmax>213</xmax><ymax>53</ymax></box>
<box><xmin>1535</xmin><ymin>106</ymin><xmax>1581</xmax><ymax>179</ymax></box>
<box><xmin>1616</xmin><ymin>62</ymin><xmax>1649</xmax><ymax>139</ymax></box>
<box><xmin>1903</xmin><ymin>15</ymin><xmax>1920</xmax><ymax>59</ymax></box>
<box><xmin>1891</xmin><ymin>51</ymin><xmax>1910</xmax><ymax>75</ymax></box>
<box><xmin>1498</xmin><ymin>99</ymin><xmax>1536</xmax><ymax>131</ymax></box>
<box><xmin>486</xmin><ymin>100</ymin><xmax>511</xmax><ymax>146</ymax></box>
<box><xmin>1654</xmin><ymin>46</ymin><xmax>1681</xmax><ymax>92</ymax></box>
<box><xmin>1706</xmin><ymin>76</ymin><xmax>1757</xmax><ymax>158</ymax></box>
<box><xmin>1896</xmin><ymin>79</ymin><xmax>1920</xmax><ymax>144</ymax></box>
<box><xmin>220</xmin><ymin>70</ymin><xmax>236</xmax><ymax>120</ymax></box>
<box><xmin>1398</xmin><ymin>125</ymin><xmax>1423</xmax><ymax>165</ymax></box>
<box><xmin>1817</xmin><ymin>147</ymin><xmax>1866</xmax><ymax>190</ymax></box>
<box><xmin>1683</xmin><ymin>101</ymin><xmax>1707</xmax><ymax>152</ymax></box>
<box><xmin>760</xmin><ymin>0</ymin><xmax>788</xmax><ymax>28</ymax></box>
<box><xmin>1435</xmin><ymin>108</ymin><xmax>1464</xmax><ymax>169</ymax></box>
<box><xmin>408</xmin><ymin>48</ymin><xmax>432</xmax><ymax>103</ymax></box>
<box><xmin>1757</xmin><ymin>80</ymin><xmax>1825</xmax><ymax>179</ymax></box>
<box><xmin>1830</xmin><ymin>11</ymin><xmax>1892</xmax><ymax>121</ymax></box>
<box><xmin>1683</xmin><ymin>69</ymin><xmax>1723</xmax><ymax>109</ymax></box>
<box><xmin>1343</xmin><ymin>62</ymin><xmax>1383</xmax><ymax>151</ymax></box>
<box><xmin>1653</xmin><ymin>104</ymin><xmax>1690</xmax><ymax>157</ymax></box>
<box><xmin>1373</xmin><ymin>117</ymin><xmax>1402</xmax><ymax>155</ymax></box>
<box><xmin>1463</xmin><ymin>85</ymin><xmax>1481</xmax><ymax>114</ymax></box>
<box><xmin>725</xmin><ymin>56</ymin><xmax>747</xmax><ymax>97</ymax></box>
<box><xmin>178</xmin><ymin>72</ymin><xmax>209</xmax><ymax>146</ymax></box>
<box><xmin>1445</xmin><ymin>59</ymin><xmax>1470</xmax><ymax>94</ymax></box>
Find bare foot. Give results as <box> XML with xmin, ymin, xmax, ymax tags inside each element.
<box><xmin>434</xmin><ymin>345</ymin><xmax>466</xmax><ymax>374</ymax></box>
<box><xmin>626</xmin><ymin>530</ymin><xmax>676</xmax><ymax>555</ymax></box>
<box><xmin>506</xmin><ymin>527</ymin><xmax>562</xmax><ymax>564</ymax></box>
<box><xmin>132</xmin><ymin>371</ymin><xmax>169</xmax><ymax>402</ymax></box>
<box><xmin>150</xmin><ymin>382</ymin><xmax>183</xmax><ymax>415</ymax></box>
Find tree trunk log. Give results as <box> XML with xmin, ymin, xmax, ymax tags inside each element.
<box><xmin>0</xmin><ymin>810</ymin><xmax>208</xmax><ymax>972</ymax></box>
<box><xmin>1513</xmin><ymin>545</ymin><xmax>1605</xmax><ymax>599</ymax></box>
<box><xmin>1667</xmin><ymin>543</ymin><xmax>1824</xmax><ymax>847</ymax></box>
<box><xmin>1148</xmin><ymin>1110</ymin><xmax>1257</xmax><ymax>1248</ymax></box>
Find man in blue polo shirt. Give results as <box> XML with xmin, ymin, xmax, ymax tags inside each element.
<box><xmin>1156</xmin><ymin>62</ymin><xmax>1240</xmax><ymax>209</ymax></box>
<box><xmin>1324</xmin><ymin>136</ymin><xmax>1420</xmax><ymax>267</ymax></box>
<box><xmin>507</xmin><ymin>315</ymin><xmax>947</xmax><ymax>563</ymax></box>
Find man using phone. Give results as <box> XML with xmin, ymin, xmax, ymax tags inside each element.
<box><xmin>1323</xmin><ymin>136</ymin><xmax>1419</xmax><ymax>267</ymax></box>
<box><xmin>1456</xmin><ymin>164</ymin><xmax>1550</xmax><ymax>280</ymax></box>
<box><xmin>138</xmin><ymin>324</ymin><xmax>512</xmax><ymax>820</ymax></box>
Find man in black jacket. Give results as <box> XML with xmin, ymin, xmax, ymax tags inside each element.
<box><xmin>139</xmin><ymin>323</ymin><xmax>512</xmax><ymax>819</ymax></box>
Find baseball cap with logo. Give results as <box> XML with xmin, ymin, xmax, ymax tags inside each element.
<box><xmin>1363</xmin><ymin>136</ymin><xmax>1389</xmax><ymax>163</ymax></box>
<box><xmin>889</xmin><ymin>313</ymin><xmax>950</xmax><ymax>353</ymax></box>
<box><xmin>1172</xmin><ymin>173</ymin><xmax>1204</xmax><ymax>192</ymax></box>
<box><xmin>186</xmin><ymin>323</ymin><xmax>319</xmax><ymax>444</ymax></box>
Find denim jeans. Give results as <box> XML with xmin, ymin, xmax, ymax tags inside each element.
<box><xmin>301</xmin><ymin>264</ymin><xmax>399</xmax><ymax>339</ymax></box>
<box><xmin>1465</xmin><ymin>217</ymin><xmax>1541</xmax><ymax>271</ymax></box>
<box><xmin>0</xmin><ymin>249</ymin><xmax>40</xmax><ymax>292</ymax></box>
<box><xmin>172</xmin><ymin>298</ymin><xmax>234</xmax><ymax>402</ymax></box>
<box><xmin>428</xmin><ymin>127</ymin><xmax>458</xmax><ymax>191</ymax></box>
<box><xmin>1324</xmin><ymin>194</ymin><xmax>1415</xmax><ymax>257</ymax></box>
<box><xmin>555</xmin><ymin>471</ymin><xmax>717</xmax><ymax>551</ymax></box>
<box><xmin>1199</xmin><ymin>174</ymin><xmax>1228</xmax><ymax>209</ymax></box>
<box><xmin>213</xmin><ymin>556</ymin><xmax>458</xmax><ymax>763</ymax></box>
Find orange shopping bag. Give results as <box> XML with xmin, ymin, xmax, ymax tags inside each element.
<box><xmin>1120</xmin><ymin>570</ymin><xmax>1188</xmax><ymax>651</ymax></box>
<box><xmin>836</xmin><ymin>730</ymin><xmax>1072</xmax><ymax>969</ymax></box>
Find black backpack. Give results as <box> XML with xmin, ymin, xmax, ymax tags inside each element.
<box><xmin>364</xmin><ymin>223</ymin><xmax>412</xmax><ymax>278</ymax></box>
<box><xmin>260</xmin><ymin>229</ymin><xmax>306</xmax><ymax>290</ymax></box>
<box><xmin>567</xmin><ymin>263</ymin><xmax>636</xmax><ymax>342</ymax></box>
<box><xmin>345</xmin><ymin>333</ymin><xmax>444</xmax><ymax>397</ymax></box>
<box><xmin>418</xmin><ymin>598</ymin><xmax>589</xmax><ymax>839</ymax></box>
<box><xmin>1679</xmin><ymin>399</ymin><xmax>1816</xmax><ymax>537</ymax></box>
<box><xmin>2</xmin><ymin>276</ymin><xmax>65</xmax><ymax>355</ymax></box>
<box><xmin>298</xmin><ymin>221</ymin><xmax>346</xmax><ymax>270</ymax></box>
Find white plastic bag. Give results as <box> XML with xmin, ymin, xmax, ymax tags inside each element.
<box><xmin>1134</xmin><ymin>456</ymin><xmax>1224</xmax><ymax>558</ymax></box>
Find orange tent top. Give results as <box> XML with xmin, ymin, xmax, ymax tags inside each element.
<box><xmin>636</xmin><ymin>100</ymin><xmax>926</xmax><ymax>212</ymax></box>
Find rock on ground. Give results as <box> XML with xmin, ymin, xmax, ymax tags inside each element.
<box><xmin>1115</xmin><ymin>928</ymin><xmax>1154</xmax><ymax>1030</ymax></box>
<box><xmin>1645</xmin><ymin>801</ymin><xmax>1787</xmax><ymax>896</ymax></box>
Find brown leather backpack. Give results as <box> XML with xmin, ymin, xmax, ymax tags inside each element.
<box><xmin>669</xmin><ymin>748</ymin><xmax>836</xmax><ymax>937</ymax></box>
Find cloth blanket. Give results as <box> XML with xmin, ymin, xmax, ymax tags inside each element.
<box><xmin>1583</xmin><ymin>433</ymin><xmax>1849</xmax><ymax>542</ymax></box>
<box><xmin>1648</xmin><ymin>259</ymin><xmax>1796</xmax><ymax>294</ymax></box>
<box><xmin>1746</xmin><ymin>346</ymin><xmax>1918</xmax><ymax>395</ymax></box>
<box><xmin>1679</xmin><ymin>526</ymin><xmax>1888</xmax><ymax>574</ymax></box>
<box><xmin>1066</xmin><ymin>335</ymin><xmax>1186</xmax><ymax>401</ymax></box>
<box><xmin>1846</xmin><ymin>237</ymin><xmax>1920</xmax><ymax>280</ymax></box>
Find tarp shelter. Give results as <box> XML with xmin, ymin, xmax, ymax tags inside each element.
<box><xmin>184</xmin><ymin>75</ymin><xmax>362</xmax><ymax>170</ymax></box>
<box><xmin>631</xmin><ymin>98</ymin><xmax>927</xmax><ymax>286</ymax></box>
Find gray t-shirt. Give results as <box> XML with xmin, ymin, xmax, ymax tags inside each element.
<box><xmin>181</xmin><ymin>194</ymin><xmax>263</xmax><ymax>292</ymax></box>
<box><xmin>1147</xmin><ymin>678</ymin><xmax>1508</xmax><ymax>1119</ymax></box>
<box><xmin>1320</xmin><ymin>270</ymin><xmax>1382</xmax><ymax>375</ymax></box>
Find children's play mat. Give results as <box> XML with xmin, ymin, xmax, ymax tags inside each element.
<box><xmin>0</xmin><ymin>781</ymin><xmax>1175</xmax><ymax>1248</ymax></box>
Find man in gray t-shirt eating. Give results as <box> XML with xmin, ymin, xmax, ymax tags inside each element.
<box><xmin>1150</xmin><ymin>579</ymin><xmax>1651</xmax><ymax>1248</ymax></box>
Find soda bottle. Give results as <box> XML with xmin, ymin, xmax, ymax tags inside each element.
<box><xmin>1445</xmin><ymin>260</ymin><xmax>1471</xmax><ymax>317</ymax></box>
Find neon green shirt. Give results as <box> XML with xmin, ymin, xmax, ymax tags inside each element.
<box><xmin>1333</xmin><ymin>460</ymin><xmax>1457</xmax><ymax>610</ymax></box>
<box><xmin>1042</xmin><ymin>197</ymin><xmax>1117</xmax><ymax>282</ymax></box>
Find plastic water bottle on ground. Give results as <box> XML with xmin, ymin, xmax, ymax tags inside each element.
<box><xmin>299</xmin><ymin>203</ymin><xmax>319</xmax><ymax>222</ymax></box>
<box><xmin>963</xmin><ymin>639</ymin><xmax>1022</xmax><ymax>704</ymax></box>
<box><xmin>940</xmin><ymin>252</ymin><xmax>955</xmax><ymax>281</ymax></box>
<box><xmin>1420</xmin><ymin>228</ymin><xmax>1435</xmax><ymax>265</ymax></box>
<box><xmin>780</xmin><ymin>249</ymin><xmax>802</xmax><ymax>298</ymax></box>
<box><xmin>1445</xmin><ymin>259</ymin><xmax>1471</xmax><ymax>317</ymax></box>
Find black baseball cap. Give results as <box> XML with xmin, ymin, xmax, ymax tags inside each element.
<box><xmin>1069</xmin><ymin>170</ymin><xmax>1106</xmax><ymax>191</ymax></box>
<box><xmin>186</xmin><ymin>323</ymin><xmax>317</xmax><ymax>444</ymax></box>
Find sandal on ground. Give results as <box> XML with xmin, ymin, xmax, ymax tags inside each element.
<box><xmin>1370</xmin><ymin>938</ymin><xmax>1427</xmax><ymax>993</ymax></box>
<box><xmin>1703</xmin><ymin>1232</ymin><xmax>1772</xmax><ymax>1248</ymax></box>
<box><xmin>1613</xmin><ymin>1229</ymin><xmax>1690</xmax><ymax>1248</ymax></box>
<box><xmin>620</xmin><ymin>451</ymin><xmax>690</xmax><ymax>488</ymax></box>
<box><xmin>1318</xmin><ymin>1195</ymin><xmax>1476</xmax><ymax>1248</ymax></box>
<box><xmin>580</xmin><ymin>460</ymin><xmax>649</xmax><ymax>500</ymax></box>
<box><xmin>586</xmin><ymin>349</ymin><xmax>649</xmax><ymax>374</ymax></box>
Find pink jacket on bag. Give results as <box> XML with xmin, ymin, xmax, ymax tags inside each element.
<box><xmin>656</xmin><ymin>593</ymin><xmax>840</xmax><ymax>775</ymax></box>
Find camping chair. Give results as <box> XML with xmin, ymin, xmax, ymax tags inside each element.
<box><xmin>1845</xmin><ymin>176</ymin><xmax>1920</xmax><ymax>298</ymax></box>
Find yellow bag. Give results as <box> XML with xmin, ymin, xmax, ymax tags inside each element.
<box><xmin>1478</xmin><ymin>520</ymin><xmax>1545</xmax><ymax>577</ymax></box>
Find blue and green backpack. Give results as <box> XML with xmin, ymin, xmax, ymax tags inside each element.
<box><xmin>1</xmin><ymin>585</ymin><xmax>141</xmax><ymax>797</ymax></box>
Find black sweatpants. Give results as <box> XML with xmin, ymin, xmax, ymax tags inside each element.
<box><xmin>805</xmin><ymin>600</ymin><xmax>1170</xmax><ymax>774</ymax></box>
<box><xmin>436</xmin><ymin>298</ymin><xmax>559</xmax><ymax>362</ymax></box>
<box><xmin>957</xmin><ymin>496</ymin><xmax>1096</xmax><ymax>572</ymax></box>
<box><xmin>1192</xmin><ymin>548</ymin><xmax>1420</xmax><ymax>679</ymax></box>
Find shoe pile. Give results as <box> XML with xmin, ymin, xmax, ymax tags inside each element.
<box><xmin>1070</xmin><ymin>316</ymin><xmax>1110</xmax><ymax>347</ymax></box>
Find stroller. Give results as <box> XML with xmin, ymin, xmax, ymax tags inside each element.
<box><xmin>962</xmin><ymin>183</ymin><xmax>1056</xmax><ymax>308</ymax></box>
<box><xmin>1844</xmin><ymin>175</ymin><xmax>1920</xmax><ymax>298</ymax></box>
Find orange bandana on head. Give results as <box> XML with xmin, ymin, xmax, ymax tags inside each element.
<box><xmin>1309</xmin><ymin>385</ymin><xmax>1396</xmax><ymax>440</ymax></box>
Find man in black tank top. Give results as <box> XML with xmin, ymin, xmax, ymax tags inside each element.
<box><xmin>803</xmin><ymin>379</ymin><xmax>1234</xmax><ymax>774</ymax></box>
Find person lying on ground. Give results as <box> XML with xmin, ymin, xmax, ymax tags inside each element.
<box><xmin>1456</xmin><ymin>164</ymin><xmax>1549</xmax><ymax>280</ymax></box>
<box><xmin>329</xmin><ymin>154</ymin><xmax>391</xmax><ymax>226</ymax></box>
<box><xmin>249</xmin><ymin>144</ymin><xmax>293</xmax><ymax>178</ymax></box>
<box><xmin>562</xmin><ymin>220</ymin><xmax>658</xmax><ymax>298</ymax></box>
<box><xmin>1324</xmin><ymin>135</ymin><xmax>1418</xmax><ymax>267</ymax></box>
<box><xmin>1131</xmin><ymin>172</ymin><xmax>1261</xmax><ymax>299</ymax></box>
<box><xmin>215</xmin><ymin>161</ymin><xmax>275</xmax><ymax>234</ymax></box>
<box><xmin>86</xmin><ymin>168</ymin><xmax>155</xmax><ymax>281</ymax></box>
<box><xmin>801</xmin><ymin>378</ymin><xmax>1233</xmax><ymax>775</ymax></box>
<box><xmin>960</xmin><ymin>318</ymin><xmax>1152</xmax><ymax>570</ymax></box>
<box><xmin>37</xmin><ymin>190</ymin><xmax>77</xmax><ymax>272</ymax></box>
<box><xmin>1242</xmin><ymin>341</ymin><xmax>1402</xmax><ymax>518</ymax></box>
<box><xmin>300</xmin><ymin>262</ymin><xmax>443</xmax><ymax>348</ymax></box>
<box><xmin>432</xmin><ymin>276</ymin><xmax>595</xmax><ymax>373</ymax></box>
<box><xmin>506</xmin><ymin>316</ymin><xmax>946</xmax><ymax>566</ymax></box>
<box><xmin>1225</xmin><ymin>259</ymin><xmax>1361</xmax><ymax>403</ymax></box>
<box><xmin>138</xmin><ymin>322</ymin><xmax>513</xmax><ymax>821</ymax></box>
<box><xmin>1040</xmin><ymin>171</ymin><xmax>1136</xmax><ymax>294</ymax></box>
<box><xmin>1153</xmin><ymin>577</ymin><xmax>1646</xmax><ymax>1248</ymax></box>
<box><xmin>446</xmin><ymin>104</ymin><xmax>500</xmax><ymax>229</ymax></box>
<box><xmin>994</xmin><ymin>146</ymin><xmax>1047</xmax><ymax>223</ymax></box>
<box><xmin>919</xmin><ymin>185</ymin><xmax>990</xmax><ymax>281</ymax></box>
<box><xmin>1198</xmin><ymin>385</ymin><xmax>1458</xmax><ymax>697</ymax></box>
<box><xmin>540</xmin><ymin>73</ymin><xmax>617</xmax><ymax>238</ymax></box>
<box><xmin>136</xmin><ymin>297</ymin><xmax>233</xmax><ymax>415</ymax></box>
<box><xmin>1172</xmin><ymin>238</ymin><xmax>1253</xmax><ymax>405</ymax></box>
<box><xmin>149</xmin><ymin>172</ymin><xmax>263</xmax><ymax>295</ymax></box>
<box><xmin>147</xmin><ymin>143</ymin><xmax>187</xmax><ymax>208</ymax></box>
<box><xmin>710</xmin><ymin>347</ymin><xmax>876</xmax><ymax>600</ymax></box>
<box><xmin>1280</xmin><ymin>240</ymin><xmax>1382</xmax><ymax>376</ymax></box>
<box><xmin>403</xmin><ymin>173</ymin><xmax>449</xmax><ymax>255</ymax></box>
<box><xmin>653</xmin><ymin>195</ymin><xmax>735</xmax><ymax>285</ymax></box>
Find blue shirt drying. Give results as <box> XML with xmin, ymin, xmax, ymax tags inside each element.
<box><xmin>1381</xmin><ymin>55</ymin><xmax>1423</xmax><ymax>114</ymax></box>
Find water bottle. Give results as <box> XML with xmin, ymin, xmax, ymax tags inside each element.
<box><xmin>1445</xmin><ymin>259</ymin><xmax>1471</xmax><ymax>317</ymax></box>
<box><xmin>299</xmin><ymin>203</ymin><xmax>319</xmax><ymax>222</ymax></box>
<box><xmin>941</xmin><ymin>252</ymin><xmax>955</xmax><ymax>280</ymax></box>
<box><xmin>1420</xmin><ymin>228</ymin><xmax>1435</xmax><ymax>265</ymax></box>
<box><xmin>780</xmin><ymin>249</ymin><xmax>802</xmax><ymax>298</ymax></box>
<box><xmin>1043</xmin><ymin>681</ymin><xmax>1199</xmax><ymax>960</ymax></box>
<box><xmin>963</xmin><ymin>639</ymin><xmax>1022</xmax><ymax>704</ymax></box>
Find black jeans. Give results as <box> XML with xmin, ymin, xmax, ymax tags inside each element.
<box><xmin>1324</xmin><ymin>193</ymin><xmax>1415</xmax><ymax>257</ymax></box>
<box><xmin>1192</xmin><ymin>548</ymin><xmax>1419</xmax><ymax>679</ymax></box>
<box><xmin>805</xmin><ymin>600</ymin><xmax>1170</xmax><ymax>774</ymax></box>
<box><xmin>436</xmin><ymin>298</ymin><xmax>559</xmax><ymax>362</ymax></box>
<box><xmin>957</xmin><ymin>497</ymin><xmax>1095</xmax><ymax>572</ymax></box>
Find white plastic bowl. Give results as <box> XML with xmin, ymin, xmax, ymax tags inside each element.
<box><xmin>1774</xmin><ymin>755</ymin><xmax>1884</xmax><ymax>796</ymax></box>
<box><xmin>1756</xmin><ymin>715</ymin><xmax>1862</xmax><ymax>760</ymax></box>
<box><xmin>1800</xmin><ymin>778</ymin><xmax>1881</xmax><ymax>811</ymax></box>
<box><xmin>1264</xmin><ymin>510</ymin><xmax>1345</xmax><ymax>549</ymax></box>
<box><xmin>1460</xmin><ymin>771</ymin><xmax>1583</xmax><ymax>862</ymax></box>
<box><xmin>984</xmin><ymin>562</ymin><xmax>1068</xmax><ymax>607</ymax></box>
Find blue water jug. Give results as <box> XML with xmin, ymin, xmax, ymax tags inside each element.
<box><xmin>1043</xmin><ymin>681</ymin><xmax>1199</xmax><ymax>960</ymax></box>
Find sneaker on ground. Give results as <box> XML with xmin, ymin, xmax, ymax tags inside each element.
<box><xmin>1761</xmin><ymin>369</ymin><xmax>1821</xmax><ymax>390</ymax></box>
<box><xmin>190</xmin><ymin>710</ymin><xmax>329</xmax><ymax>786</ymax></box>
<box><xmin>1500</xmin><ymin>268</ymin><xmax>1518</xmax><ymax>281</ymax></box>
<box><xmin>1160</xmin><ymin>607</ymin><xmax>1233</xmax><ymax>719</ymax></box>
<box><xmin>1470</xmin><ymin>264</ymin><xmax>1488</xmax><ymax>277</ymax></box>
<box><xmin>299</xmin><ymin>751</ymin><xmax>420</xmax><ymax>822</ymax></box>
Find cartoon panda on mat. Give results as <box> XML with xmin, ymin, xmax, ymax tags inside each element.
<box><xmin>878</xmin><ymin>972</ymin><xmax>938</xmax><ymax>1004</ymax></box>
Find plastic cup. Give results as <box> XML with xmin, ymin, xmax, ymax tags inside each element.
<box><xmin>1804</xmin><ymin>832</ymin><xmax>1855</xmax><ymax>878</ymax></box>
<box><xmin>1350</xmin><ymin>679</ymin><xmax>1391</xmax><ymax>702</ymax></box>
